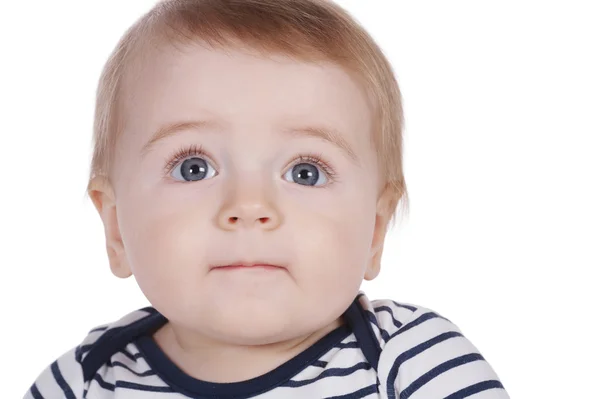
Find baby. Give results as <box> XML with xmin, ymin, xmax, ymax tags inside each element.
<box><xmin>26</xmin><ymin>0</ymin><xmax>509</xmax><ymax>398</ymax></box>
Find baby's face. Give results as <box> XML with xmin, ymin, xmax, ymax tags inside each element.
<box><xmin>109</xmin><ymin>42</ymin><xmax>382</xmax><ymax>344</ymax></box>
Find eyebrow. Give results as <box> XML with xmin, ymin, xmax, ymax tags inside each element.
<box><xmin>141</xmin><ymin>120</ymin><xmax>222</xmax><ymax>156</ymax></box>
<box><xmin>283</xmin><ymin>125</ymin><xmax>360</xmax><ymax>165</ymax></box>
<box><xmin>141</xmin><ymin>120</ymin><xmax>360</xmax><ymax>165</ymax></box>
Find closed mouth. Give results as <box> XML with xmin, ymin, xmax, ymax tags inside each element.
<box><xmin>211</xmin><ymin>263</ymin><xmax>286</xmax><ymax>271</ymax></box>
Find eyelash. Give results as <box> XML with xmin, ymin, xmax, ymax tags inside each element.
<box><xmin>294</xmin><ymin>153</ymin><xmax>339</xmax><ymax>183</ymax></box>
<box><xmin>164</xmin><ymin>144</ymin><xmax>210</xmax><ymax>175</ymax></box>
<box><xmin>164</xmin><ymin>144</ymin><xmax>339</xmax><ymax>183</ymax></box>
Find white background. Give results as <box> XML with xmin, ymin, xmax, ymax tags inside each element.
<box><xmin>1</xmin><ymin>1</ymin><xmax>598</xmax><ymax>397</ymax></box>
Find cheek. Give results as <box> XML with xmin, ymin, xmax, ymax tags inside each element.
<box><xmin>294</xmin><ymin>196</ymin><xmax>376</xmax><ymax>289</ymax></box>
<box><xmin>118</xmin><ymin>195</ymin><xmax>213</xmax><ymax>303</ymax></box>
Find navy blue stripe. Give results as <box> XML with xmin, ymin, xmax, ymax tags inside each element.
<box><xmin>94</xmin><ymin>371</ymin><xmax>173</xmax><ymax>393</ymax></box>
<box><xmin>116</xmin><ymin>380</ymin><xmax>175</xmax><ymax>392</ymax></box>
<box><xmin>336</xmin><ymin>341</ymin><xmax>360</xmax><ymax>348</ymax></box>
<box><xmin>29</xmin><ymin>383</ymin><xmax>43</xmax><ymax>399</ymax></box>
<box><xmin>312</xmin><ymin>360</ymin><xmax>328</xmax><ymax>368</ymax></box>
<box><xmin>120</xmin><ymin>348</ymin><xmax>144</xmax><ymax>362</ymax></box>
<box><xmin>374</xmin><ymin>306</ymin><xmax>405</xmax><ymax>328</ymax></box>
<box><xmin>388</xmin><ymin>312</ymin><xmax>443</xmax><ymax>341</ymax></box>
<box><xmin>109</xmin><ymin>360</ymin><xmax>156</xmax><ymax>377</ymax></box>
<box><xmin>364</xmin><ymin>311</ymin><xmax>377</xmax><ymax>325</ymax></box>
<box><xmin>444</xmin><ymin>380</ymin><xmax>505</xmax><ymax>399</ymax></box>
<box><xmin>88</xmin><ymin>326</ymin><xmax>109</xmax><ymax>334</ymax></box>
<box><xmin>283</xmin><ymin>362</ymin><xmax>371</xmax><ymax>387</ymax></box>
<box><xmin>51</xmin><ymin>361</ymin><xmax>76</xmax><ymax>399</ymax></box>
<box><xmin>364</xmin><ymin>310</ymin><xmax>391</xmax><ymax>342</ymax></box>
<box><xmin>392</xmin><ymin>301</ymin><xmax>417</xmax><ymax>312</ymax></box>
<box><xmin>324</xmin><ymin>383</ymin><xmax>379</xmax><ymax>399</ymax></box>
<box><xmin>386</xmin><ymin>331</ymin><xmax>464</xmax><ymax>398</ymax></box>
<box><xmin>92</xmin><ymin>373</ymin><xmax>115</xmax><ymax>391</ymax></box>
<box><xmin>399</xmin><ymin>354</ymin><xmax>485</xmax><ymax>399</ymax></box>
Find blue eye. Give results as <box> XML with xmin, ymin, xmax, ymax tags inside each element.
<box><xmin>171</xmin><ymin>157</ymin><xmax>217</xmax><ymax>182</ymax></box>
<box><xmin>283</xmin><ymin>162</ymin><xmax>328</xmax><ymax>186</ymax></box>
<box><xmin>165</xmin><ymin>145</ymin><xmax>337</xmax><ymax>186</ymax></box>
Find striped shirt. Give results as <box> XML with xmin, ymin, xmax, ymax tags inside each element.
<box><xmin>25</xmin><ymin>292</ymin><xmax>509</xmax><ymax>398</ymax></box>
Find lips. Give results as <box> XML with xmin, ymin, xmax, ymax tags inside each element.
<box><xmin>211</xmin><ymin>262</ymin><xmax>286</xmax><ymax>271</ymax></box>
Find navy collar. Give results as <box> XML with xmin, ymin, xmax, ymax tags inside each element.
<box><xmin>137</xmin><ymin>320</ymin><xmax>351</xmax><ymax>398</ymax></box>
<box><xmin>129</xmin><ymin>295</ymin><xmax>379</xmax><ymax>398</ymax></box>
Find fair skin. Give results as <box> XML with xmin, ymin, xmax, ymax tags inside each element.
<box><xmin>89</xmin><ymin>42</ymin><xmax>393</xmax><ymax>383</ymax></box>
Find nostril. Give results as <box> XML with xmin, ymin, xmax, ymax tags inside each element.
<box><xmin>225</xmin><ymin>216</ymin><xmax>270</xmax><ymax>224</ymax></box>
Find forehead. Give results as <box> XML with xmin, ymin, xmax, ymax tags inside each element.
<box><xmin>122</xmin><ymin>43</ymin><xmax>374</xmax><ymax>153</ymax></box>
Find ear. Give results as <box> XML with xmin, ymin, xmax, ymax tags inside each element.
<box><xmin>365</xmin><ymin>184</ymin><xmax>395</xmax><ymax>281</ymax></box>
<box><xmin>88</xmin><ymin>176</ymin><xmax>132</xmax><ymax>279</ymax></box>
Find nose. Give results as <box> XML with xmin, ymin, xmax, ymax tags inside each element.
<box><xmin>216</xmin><ymin>184</ymin><xmax>282</xmax><ymax>231</ymax></box>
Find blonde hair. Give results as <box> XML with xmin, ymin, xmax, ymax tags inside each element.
<box><xmin>88</xmin><ymin>0</ymin><xmax>409</xmax><ymax>228</ymax></box>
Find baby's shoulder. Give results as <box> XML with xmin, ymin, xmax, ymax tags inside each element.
<box><xmin>76</xmin><ymin>307</ymin><xmax>161</xmax><ymax>378</ymax></box>
<box><xmin>358</xmin><ymin>294</ymin><xmax>509</xmax><ymax>397</ymax></box>
<box><xmin>25</xmin><ymin>307</ymin><xmax>159</xmax><ymax>398</ymax></box>
<box><xmin>76</xmin><ymin>307</ymin><xmax>156</xmax><ymax>362</ymax></box>
<box><xmin>358</xmin><ymin>293</ymin><xmax>454</xmax><ymax>343</ymax></box>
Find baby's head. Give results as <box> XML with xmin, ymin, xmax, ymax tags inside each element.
<box><xmin>88</xmin><ymin>0</ymin><xmax>408</xmax><ymax>345</ymax></box>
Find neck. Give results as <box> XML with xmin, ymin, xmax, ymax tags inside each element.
<box><xmin>153</xmin><ymin>317</ymin><xmax>345</xmax><ymax>383</ymax></box>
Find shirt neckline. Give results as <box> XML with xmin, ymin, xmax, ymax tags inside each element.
<box><xmin>136</xmin><ymin>310</ymin><xmax>354</xmax><ymax>398</ymax></box>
